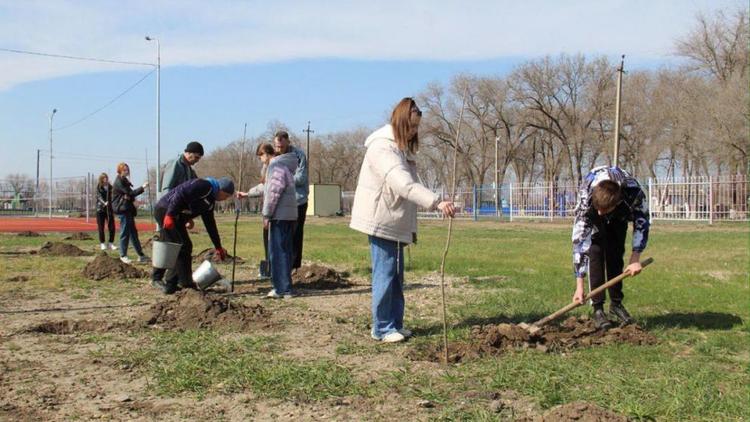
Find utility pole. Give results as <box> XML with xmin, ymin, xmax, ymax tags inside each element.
<box><xmin>35</xmin><ymin>149</ymin><xmax>40</xmax><ymax>215</ymax></box>
<box><xmin>494</xmin><ymin>135</ymin><xmax>499</xmax><ymax>218</ymax></box>
<box><xmin>303</xmin><ymin>121</ymin><xmax>314</xmax><ymax>178</ymax></box>
<box><xmin>145</xmin><ymin>36</ymin><xmax>161</xmax><ymax>192</ymax></box>
<box><xmin>48</xmin><ymin>108</ymin><xmax>57</xmax><ymax>219</ymax></box>
<box><xmin>613</xmin><ymin>55</ymin><xmax>625</xmax><ymax>168</ymax></box>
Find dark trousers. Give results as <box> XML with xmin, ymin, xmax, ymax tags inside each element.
<box><xmin>292</xmin><ymin>202</ymin><xmax>308</xmax><ymax>269</ymax></box>
<box><xmin>152</xmin><ymin>207</ymin><xmax>192</xmax><ymax>285</ymax></box>
<box><xmin>97</xmin><ymin>209</ymin><xmax>115</xmax><ymax>243</ymax></box>
<box><xmin>588</xmin><ymin>217</ymin><xmax>628</xmax><ymax>308</ymax></box>
<box><xmin>270</xmin><ymin>220</ymin><xmax>296</xmax><ymax>294</ymax></box>
<box><xmin>118</xmin><ymin>213</ymin><xmax>144</xmax><ymax>257</ymax></box>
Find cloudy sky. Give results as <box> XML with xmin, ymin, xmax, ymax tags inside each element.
<box><xmin>0</xmin><ymin>0</ymin><xmax>741</xmax><ymax>180</ymax></box>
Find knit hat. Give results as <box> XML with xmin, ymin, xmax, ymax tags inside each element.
<box><xmin>185</xmin><ymin>141</ymin><xmax>204</xmax><ymax>156</ymax></box>
<box><xmin>217</xmin><ymin>177</ymin><xmax>235</xmax><ymax>194</ymax></box>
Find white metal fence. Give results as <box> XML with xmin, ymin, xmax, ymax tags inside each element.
<box><xmin>341</xmin><ymin>174</ymin><xmax>749</xmax><ymax>223</ymax></box>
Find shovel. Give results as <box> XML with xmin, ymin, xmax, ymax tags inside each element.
<box><xmin>519</xmin><ymin>257</ymin><xmax>654</xmax><ymax>334</ymax></box>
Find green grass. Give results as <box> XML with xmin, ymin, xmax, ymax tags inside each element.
<box><xmin>1</xmin><ymin>218</ymin><xmax>748</xmax><ymax>420</ymax></box>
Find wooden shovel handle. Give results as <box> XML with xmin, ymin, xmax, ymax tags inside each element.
<box><xmin>531</xmin><ymin>257</ymin><xmax>654</xmax><ymax>328</ymax></box>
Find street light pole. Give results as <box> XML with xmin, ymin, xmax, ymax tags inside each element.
<box><xmin>48</xmin><ymin>108</ymin><xmax>57</xmax><ymax>219</ymax></box>
<box><xmin>145</xmin><ymin>36</ymin><xmax>161</xmax><ymax>192</ymax></box>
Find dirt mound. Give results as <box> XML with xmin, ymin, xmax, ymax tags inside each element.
<box><xmin>292</xmin><ymin>264</ymin><xmax>350</xmax><ymax>290</ymax></box>
<box><xmin>16</xmin><ymin>231</ymin><xmax>42</xmax><ymax>237</ymax></box>
<box><xmin>411</xmin><ymin>317</ymin><xmax>657</xmax><ymax>363</ymax></box>
<box><xmin>539</xmin><ymin>401</ymin><xmax>629</xmax><ymax>422</ymax></box>
<box><xmin>5</xmin><ymin>275</ymin><xmax>30</xmax><ymax>282</ymax></box>
<box><xmin>28</xmin><ymin>320</ymin><xmax>117</xmax><ymax>334</ymax></box>
<box><xmin>141</xmin><ymin>289</ymin><xmax>268</xmax><ymax>329</ymax></box>
<box><xmin>63</xmin><ymin>232</ymin><xmax>92</xmax><ymax>241</ymax></box>
<box><xmin>193</xmin><ymin>248</ymin><xmax>244</xmax><ymax>264</ymax></box>
<box><xmin>83</xmin><ymin>252</ymin><xmax>147</xmax><ymax>280</ymax></box>
<box><xmin>38</xmin><ymin>242</ymin><xmax>92</xmax><ymax>257</ymax></box>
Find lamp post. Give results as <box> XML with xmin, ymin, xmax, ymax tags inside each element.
<box><xmin>145</xmin><ymin>36</ymin><xmax>161</xmax><ymax>192</ymax></box>
<box><xmin>48</xmin><ymin>108</ymin><xmax>57</xmax><ymax>219</ymax></box>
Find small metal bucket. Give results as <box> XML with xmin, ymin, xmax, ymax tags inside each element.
<box><xmin>152</xmin><ymin>241</ymin><xmax>182</xmax><ymax>269</ymax></box>
<box><xmin>193</xmin><ymin>260</ymin><xmax>222</xmax><ymax>290</ymax></box>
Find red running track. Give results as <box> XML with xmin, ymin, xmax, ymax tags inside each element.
<box><xmin>0</xmin><ymin>217</ymin><xmax>154</xmax><ymax>233</ymax></box>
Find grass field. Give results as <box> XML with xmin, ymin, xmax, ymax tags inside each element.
<box><xmin>0</xmin><ymin>217</ymin><xmax>747</xmax><ymax>420</ymax></box>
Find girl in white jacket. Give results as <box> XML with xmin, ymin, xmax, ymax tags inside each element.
<box><xmin>237</xmin><ymin>143</ymin><xmax>275</xmax><ymax>277</ymax></box>
<box><xmin>350</xmin><ymin>98</ymin><xmax>455</xmax><ymax>343</ymax></box>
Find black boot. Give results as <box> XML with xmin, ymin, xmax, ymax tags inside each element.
<box><xmin>610</xmin><ymin>302</ymin><xmax>634</xmax><ymax>325</ymax></box>
<box><xmin>593</xmin><ymin>308</ymin><xmax>613</xmax><ymax>330</ymax></box>
<box><xmin>163</xmin><ymin>279</ymin><xmax>179</xmax><ymax>295</ymax></box>
<box><xmin>178</xmin><ymin>279</ymin><xmax>197</xmax><ymax>289</ymax></box>
<box><xmin>151</xmin><ymin>278</ymin><xmax>166</xmax><ymax>291</ymax></box>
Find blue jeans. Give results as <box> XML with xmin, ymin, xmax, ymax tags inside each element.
<box><xmin>269</xmin><ymin>220</ymin><xmax>295</xmax><ymax>295</ymax></box>
<box><xmin>369</xmin><ymin>235</ymin><xmax>405</xmax><ymax>339</ymax></box>
<box><xmin>119</xmin><ymin>213</ymin><xmax>144</xmax><ymax>257</ymax></box>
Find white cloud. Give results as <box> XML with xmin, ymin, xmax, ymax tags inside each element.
<box><xmin>0</xmin><ymin>0</ymin><xmax>741</xmax><ymax>90</ymax></box>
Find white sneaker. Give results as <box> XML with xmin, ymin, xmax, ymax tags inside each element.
<box><xmin>108</xmin><ymin>243</ymin><xmax>118</xmax><ymax>250</ymax></box>
<box><xmin>265</xmin><ymin>290</ymin><xmax>281</xmax><ymax>299</ymax></box>
<box><xmin>120</xmin><ymin>256</ymin><xmax>132</xmax><ymax>264</ymax></box>
<box><xmin>282</xmin><ymin>292</ymin><xmax>296</xmax><ymax>299</ymax></box>
<box><xmin>100</xmin><ymin>243</ymin><xmax>107</xmax><ymax>251</ymax></box>
<box><xmin>399</xmin><ymin>329</ymin><xmax>413</xmax><ymax>338</ymax></box>
<box><xmin>138</xmin><ymin>255</ymin><xmax>150</xmax><ymax>264</ymax></box>
<box><xmin>381</xmin><ymin>332</ymin><xmax>406</xmax><ymax>343</ymax></box>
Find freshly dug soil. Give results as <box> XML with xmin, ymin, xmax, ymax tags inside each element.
<box><xmin>141</xmin><ymin>289</ymin><xmax>268</xmax><ymax>330</ymax></box>
<box><xmin>411</xmin><ymin>316</ymin><xmax>657</xmax><ymax>363</ymax></box>
<box><xmin>539</xmin><ymin>401</ymin><xmax>629</xmax><ymax>422</ymax></box>
<box><xmin>193</xmin><ymin>248</ymin><xmax>244</xmax><ymax>264</ymax></box>
<box><xmin>292</xmin><ymin>264</ymin><xmax>350</xmax><ymax>290</ymax></box>
<box><xmin>16</xmin><ymin>231</ymin><xmax>42</xmax><ymax>237</ymax></box>
<box><xmin>28</xmin><ymin>320</ymin><xmax>119</xmax><ymax>334</ymax></box>
<box><xmin>83</xmin><ymin>252</ymin><xmax>147</xmax><ymax>280</ymax></box>
<box><xmin>64</xmin><ymin>232</ymin><xmax>92</xmax><ymax>241</ymax></box>
<box><xmin>5</xmin><ymin>275</ymin><xmax>30</xmax><ymax>282</ymax></box>
<box><xmin>38</xmin><ymin>242</ymin><xmax>92</xmax><ymax>257</ymax></box>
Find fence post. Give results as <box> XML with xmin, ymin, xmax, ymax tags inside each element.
<box><xmin>472</xmin><ymin>184</ymin><xmax>478</xmax><ymax>221</ymax></box>
<box><xmin>708</xmin><ymin>176</ymin><xmax>713</xmax><ymax>225</ymax></box>
<box><xmin>548</xmin><ymin>182</ymin><xmax>554</xmax><ymax>221</ymax></box>
<box><xmin>509</xmin><ymin>183</ymin><xmax>514</xmax><ymax>222</ymax></box>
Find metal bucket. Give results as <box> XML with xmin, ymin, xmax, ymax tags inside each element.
<box><xmin>152</xmin><ymin>241</ymin><xmax>182</xmax><ymax>269</ymax></box>
<box><xmin>193</xmin><ymin>260</ymin><xmax>222</xmax><ymax>290</ymax></box>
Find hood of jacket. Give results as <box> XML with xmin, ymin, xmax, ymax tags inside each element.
<box><xmin>272</xmin><ymin>152</ymin><xmax>298</xmax><ymax>172</ymax></box>
<box><xmin>365</xmin><ymin>124</ymin><xmax>417</xmax><ymax>161</ymax></box>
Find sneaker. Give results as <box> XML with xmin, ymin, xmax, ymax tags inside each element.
<box><xmin>282</xmin><ymin>292</ymin><xmax>296</xmax><ymax>299</ymax></box>
<box><xmin>399</xmin><ymin>328</ymin><xmax>413</xmax><ymax>338</ymax></box>
<box><xmin>609</xmin><ymin>302</ymin><xmax>634</xmax><ymax>325</ymax></box>
<box><xmin>593</xmin><ymin>308</ymin><xmax>613</xmax><ymax>330</ymax></box>
<box><xmin>137</xmin><ymin>255</ymin><xmax>150</xmax><ymax>264</ymax></box>
<box><xmin>108</xmin><ymin>243</ymin><xmax>118</xmax><ymax>250</ymax></box>
<box><xmin>151</xmin><ymin>279</ymin><xmax>166</xmax><ymax>290</ymax></box>
<box><xmin>381</xmin><ymin>331</ymin><xmax>406</xmax><ymax>343</ymax></box>
<box><xmin>120</xmin><ymin>256</ymin><xmax>132</xmax><ymax>264</ymax></box>
<box><xmin>265</xmin><ymin>289</ymin><xmax>281</xmax><ymax>299</ymax></box>
<box><xmin>100</xmin><ymin>243</ymin><xmax>107</xmax><ymax>251</ymax></box>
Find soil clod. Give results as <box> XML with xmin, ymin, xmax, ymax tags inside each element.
<box><xmin>411</xmin><ymin>316</ymin><xmax>657</xmax><ymax>363</ymax></box>
<box><xmin>193</xmin><ymin>248</ymin><xmax>244</xmax><ymax>264</ymax></box>
<box><xmin>292</xmin><ymin>264</ymin><xmax>350</xmax><ymax>290</ymax></box>
<box><xmin>38</xmin><ymin>242</ymin><xmax>92</xmax><ymax>256</ymax></box>
<box><xmin>141</xmin><ymin>289</ymin><xmax>268</xmax><ymax>329</ymax></box>
<box><xmin>64</xmin><ymin>232</ymin><xmax>93</xmax><ymax>241</ymax></box>
<box><xmin>83</xmin><ymin>252</ymin><xmax>147</xmax><ymax>280</ymax></box>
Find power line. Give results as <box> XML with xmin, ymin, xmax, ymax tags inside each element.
<box><xmin>0</xmin><ymin>47</ymin><xmax>155</xmax><ymax>67</ymax></box>
<box><xmin>54</xmin><ymin>69</ymin><xmax>156</xmax><ymax>131</ymax></box>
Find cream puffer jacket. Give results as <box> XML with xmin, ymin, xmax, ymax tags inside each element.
<box><xmin>349</xmin><ymin>125</ymin><xmax>440</xmax><ymax>244</ymax></box>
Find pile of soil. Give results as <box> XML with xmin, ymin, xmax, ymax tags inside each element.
<box><xmin>141</xmin><ymin>289</ymin><xmax>268</xmax><ymax>329</ymax></box>
<box><xmin>63</xmin><ymin>232</ymin><xmax>92</xmax><ymax>241</ymax></box>
<box><xmin>292</xmin><ymin>264</ymin><xmax>350</xmax><ymax>290</ymax></box>
<box><xmin>38</xmin><ymin>242</ymin><xmax>92</xmax><ymax>257</ymax></box>
<box><xmin>192</xmin><ymin>248</ymin><xmax>244</xmax><ymax>264</ymax></box>
<box><xmin>538</xmin><ymin>401</ymin><xmax>629</xmax><ymax>422</ymax></box>
<box><xmin>411</xmin><ymin>316</ymin><xmax>657</xmax><ymax>363</ymax></box>
<box><xmin>16</xmin><ymin>231</ymin><xmax>42</xmax><ymax>237</ymax></box>
<box><xmin>83</xmin><ymin>252</ymin><xmax>147</xmax><ymax>280</ymax></box>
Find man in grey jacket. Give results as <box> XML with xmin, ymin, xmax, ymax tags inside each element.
<box><xmin>160</xmin><ymin>141</ymin><xmax>203</xmax><ymax>197</ymax></box>
<box><xmin>273</xmin><ymin>131</ymin><xmax>308</xmax><ymax>272</ymax></box>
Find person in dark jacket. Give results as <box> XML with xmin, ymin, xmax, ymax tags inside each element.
<box><xmin>159</xmin><ymin>141</ymin><xmax>202</xmax><ymax>198</ymax></box>
<box><xmin>112</xmin><ymin>163</ymin><xmax>149</xmax><ymax>264</ymax></box>
<box><xmin>96</xmin><ymin>173</ymin><xmax>117</xmax><ymax>251</ymax></box>
<box><xmin>273</xmin><ymin>131</ymin><xmax>308</xmax><ymax>272</ymax></box>
<box><xmin>571</xmin><ymin>166</ymin><xmax>650</xmax><ymax>330</ymax></box>
<box><xmin>151</xmin><ymin>177</ymin><xmax>234</xmax><ymax>294</ymax></box>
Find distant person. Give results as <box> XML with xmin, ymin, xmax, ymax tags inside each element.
<box><xmin>95</xmin><ymin>173</ymin><xmax>117</xmax><ymax>251</ymax></box>
<box><xmin>160</xmin><ymin>141</ymin><xmax>203</xmax><ymax>197</ymax></box>
<box><xmin>236</xmin><ymin>142</ymin><xmax>276</xmax><ymax>278</ymax></box>
<box><xmin>151</xmin><ymin>177</ymin><xmax>234</xmax><ymax>294</ymax></box>
<box><xmin>571</xmin><ymin>166</ymin><xmax>650</xmax><ymax>330</ymax></box>
<box><xmin>273</xmin><ymin>131</ymin><xmax>308</xmax><ymax>272</ymax></box>
<box><xmin>350</xmin><ymin>97</ymin><xmax>455</xmax><ymax>343</ymax></box>
<box><xmin>262</xmin><ymin>144</ymin><xmax>299</xmax><ymax>298</ymax></box>
<box><xmin>112</xmin><ymin>163</ymin><xmax>149</xmax><ymax>264</ymax></box>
